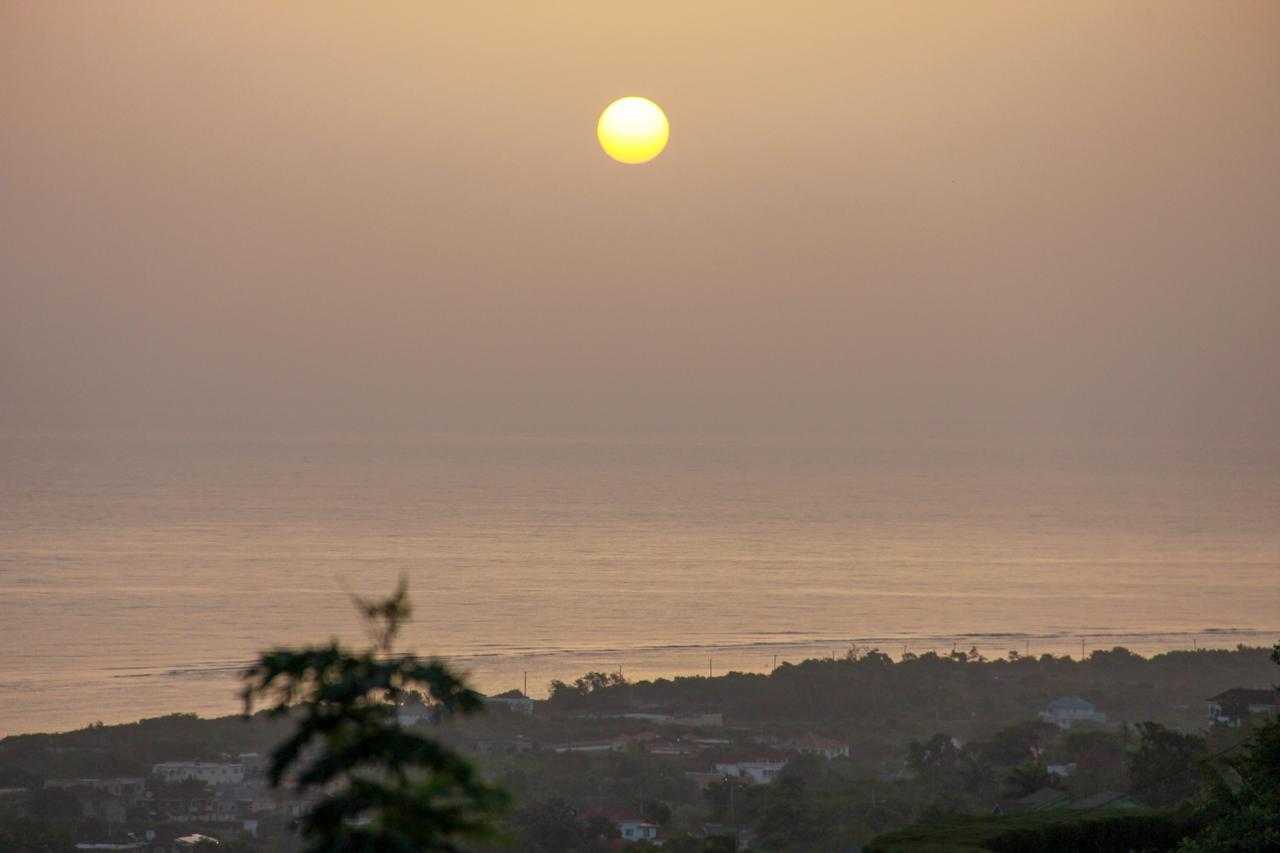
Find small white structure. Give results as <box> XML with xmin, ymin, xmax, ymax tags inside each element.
<box><xmin>714</xmin><ymin>755</ymin><xmax>789</xmax><ymax>784</ymax></box>
<box><xmin>778</xmin><ymin>733</ymin><xmax>850</xmax><ymax>760</ymax></box>
<box><xmin>152</xmin><ymin>761</ymin><xmax>245</xmax><ymax>786</ymax></box>
<box><xmin>617</xmin><ymin>817</ymin><xmax>659</xmax><ymax>843</ymax></box>
<box><xmin>1039</xmin><ymin>697</ymin><xmax>1106</xmax><ymax>729</ymax></box>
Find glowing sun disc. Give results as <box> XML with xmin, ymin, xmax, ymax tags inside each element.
<box><xmin>598</xmin><ymin>97</ymin><xmax>669</xmax><ymax>164</ymax></box>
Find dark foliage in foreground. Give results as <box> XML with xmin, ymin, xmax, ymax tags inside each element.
<box><xmin>241</xmin><ymin>581</ymin><xmax>508</xmax><ymax>852</ymax></box>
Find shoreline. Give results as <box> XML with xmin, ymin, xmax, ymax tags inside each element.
<box><xmin>5</xmin><ymin>629</ymin><xmax>1276</xmax><ymax>739</ymax></box>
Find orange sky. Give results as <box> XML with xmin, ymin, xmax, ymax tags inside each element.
<box><xmin>2</xmin><ymin>2</ymin><xmax>1278</xmax><ymax>440</ymax></box>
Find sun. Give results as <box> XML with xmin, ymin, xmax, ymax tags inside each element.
<box><xmin>597</xmin><ymin>97</ymin><xmax>669</xmax><ymax>164</ymax></box>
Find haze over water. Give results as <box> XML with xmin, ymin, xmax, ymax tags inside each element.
<box><xmin>3</xmin><ymin>4</ymin><xmax>1279</xmax><ymax>739</ymax></box>
<box><xmin>2</xmin><ymin>431</ymin><xmax>1276</xmax><ymax>736</ymax></box>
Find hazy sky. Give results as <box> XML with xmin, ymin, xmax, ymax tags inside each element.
<box><xmin>3</xmin><ymin>2</ymin><xmax>1278</xmax><ymax>441</ymax></box>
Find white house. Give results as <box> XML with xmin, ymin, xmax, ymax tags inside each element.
<box><xmin>714</xmin><ymin>754</ymin><xmax>789</xmax><ymax>784</ymax></box>
<box><xmin>1038</xmin><ymin>697</ymin><xmax>1106</xmax><ymax>729</ymax></box>
<box><xmin>617</xmin><ymin>817</ymin><xmax>659</xmax><ymax>843</ymax></box>
<box><xmin>778</xmin><ymin>733</ymin><xmax>850</xmax><ymax>759</ymax></box>
<box><xmin>152</xmin><ymin>762</ymin><xmax>245</xmax><ymax>786</ymax></box>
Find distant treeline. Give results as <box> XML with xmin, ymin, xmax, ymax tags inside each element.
<box><xmin>545</xmin><ymin>645</ymin><xmax>1276</xmax><ymax>733</ymax></box>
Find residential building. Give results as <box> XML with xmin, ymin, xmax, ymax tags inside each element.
<box><xmin>1038</xmin><ymin>696</ymin><xmax>1107</xmax><ymax>729</ymax></box>
<box><xmin>714</xmin><ymin>753</ymin><xmax>789</xmax><ymax>784</ymax></box>
<box><xmin>46</xmin><ymin>778</ymin><xmax>147</xmax><ymax>805</ymax></box>
<box><xmin>778</xmin><ymin>733</ymin><xmax>850</xmax><ymax>759</ymax></box>
<box><xmin>617</xmin><ymin>817</ymin><xmax>659</xmax><ymax>843</ymax></box>
<box><xmin>152</xmin><ymin>762</ymin><xmax>244</xmax><ymax>787</ymax></box>
<box><xmin>1208</xmin><ymin>688</ymin><xmax>1280</xmax><ymax>726</ymax></box>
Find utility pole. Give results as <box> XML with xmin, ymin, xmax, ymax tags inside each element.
<box><xmin>523</xmin><ymin>671</ymin><xmax>527</xmax><ymax>696</ymax></box>
<box><xmin>773</xmin><ymin>654</ymin><xmax>778</xmax><ymax>670</ymax></box>
<box><xmin>728</xmin><ymin>774</ymin><xmax>735</xmax><ymax>826</ymax></box>
<box><xmin>1081</xmin><ymin>637</ymin><xmax>1086</xmax><ymax>660</ymax></box>
<box><xmin>709</xmin><ymin>658</ymin><xmax>713</xmax><ymax>678</ymax></box>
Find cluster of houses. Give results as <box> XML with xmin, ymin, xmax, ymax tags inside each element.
<box><xmin>18</xmin><ymin>753</ymin><xmax>325</xmax><ymax>850</ymax></box>
<box><xmin>1038</xmin><ymin>688</ymin><xmax>1280</xmax><ymax>731</ymax></box>
<box><xmin>27</xmin><ymin>683</ymin><xmax>1275</xmax><ymax>850</ymax></box>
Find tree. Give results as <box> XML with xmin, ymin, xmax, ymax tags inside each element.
<box><xmin>751</xmin><ymin>776</ymin><xmax>823</xmax><ymax>850</ymax></box>
<box><xmin>1178</xmin><ymin>642</ymin><xmax>1280</xmax><ymax>851</ymax></box>
<box><xmin>1003</xmin><ymin>761</ymin><xmax>1053</xmax><ymax>798</ymax></box>
<box><xmin>0</xmin><ymin>818</ymin><xmax>75</xmax><ymax>853</ymax></box>
<box><xmin>1129</xmin><ymin>721</ymin><xmax>1208</xmax><ymax>806</ymax></box>
<box><xmin>702</xmin><ymin>777</ymin><xmax>750</xmax><ymax>823</ymax></box>
<box><xmin>979</xmin><ymin>724</ymin><xmax>1042</xmax><ymax>768</ymax></box>
<box><xmin>241</xmin><ymin>581</ymin><xmax>508</xmax><ymax>851</ymax></box>
<box><xmin>907</xmin><ymin>734</ymin><xmax>960</xmax><ymax>775</ymax></box>
<box><xmin>546</xmin><ymin>671</ymin><xmax>628</xmax><ymax>709</ymax></box>
<box><xmin>642</xmin><ymin>799</ymin><xmax>673</xmax><ymax>827</ymax></box>
<box><xmin>510</xmin><ymin>798</ymin><xmax>589</xmax><ymax>853</ymax></box>
<box><xmin>955</xmin><ymin>753</ymin><xmax>997</xmax><ymax>798</ymax></box>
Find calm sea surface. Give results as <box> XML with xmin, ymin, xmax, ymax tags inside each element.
<box><xmin>2</xmin><ymin>432</ymin><xmax>1278</xmax><ymax>736</ymax></box>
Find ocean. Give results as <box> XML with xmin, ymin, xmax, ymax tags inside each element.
<box><xmin>1</xmin><ymin>432</ymin><xmax>1277</xmax><ymax>736</ymax></box>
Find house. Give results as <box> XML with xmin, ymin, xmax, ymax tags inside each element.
<box><xmin>235</xmin><ymin>753</ymin><xmax>266</xmax><ymax>778</ymax></box>
<box><xmin>714</xmin><ymin>752</ymin><xmax>790</xmax><ymax>784</ymax></box>
<box><xmin>585</xmin><ymin>807</ymin><xmax>661</xmax><ymax>844</ymax></box>
<box><xmin>482</xmin><ymin>690</ymin><xmax>535</xmax><ymax>715</ymax></box>
<box><xmin>1046</xmin><ymin>762</ymin><xmax>1077</xmax><ymax>778</ymax></box>
<box><xmin>617</xmin><ymin>817</ymin><xmax>659</xmax><ymax>843</ymax></box>
<box><xmin>1038</xmin><ymin>697</ymin><xmax>1107</xmax><ymax>729</ymax></box>
<box><xmin>993</xmin><ymin>787</ymin><xmax>1071</xmax><ymax>815</ymax></box>
<box><xmin>151</xmin><ymin>762</ymin><xmax>244</xmax><ymax>787</ymax></box>
<box><xmin>777</xmin><ymin>733</ymin><xmax>850</xmax><ymax>760</ymax></box>
<box><xmin>46</xmin><ymin>778</ymin><xmax>148</xmax><ymax>805</ymax></box>
<box><xmin>1208</xmin><ymin>688</ymin><xmax>1280</xmax><ymax>726</ymax></box>
<box><xmin>66</xmin><ymin>787</ymin><xmax>129</xmax><ymax>825</ymax></box>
